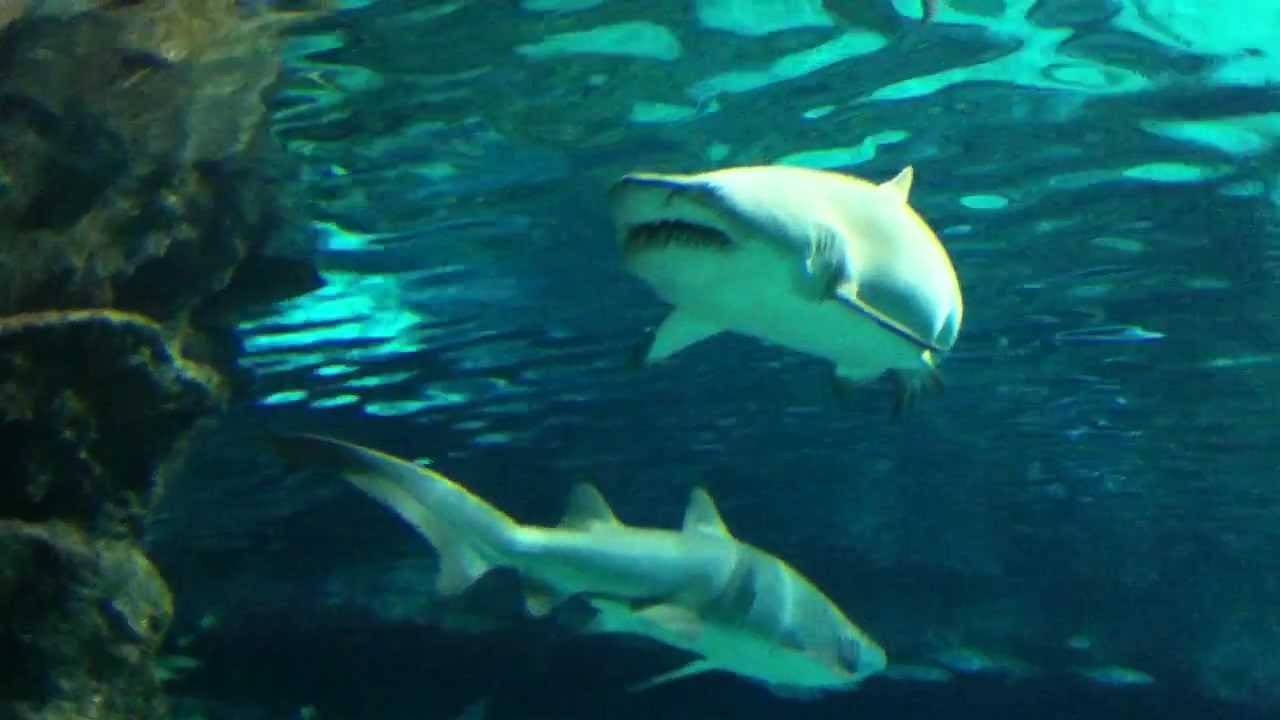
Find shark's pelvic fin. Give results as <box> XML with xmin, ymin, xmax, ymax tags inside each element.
<box><xmin>627</xmin><ymin>659</ymin><xmax>718</xmax><ymax>693</ymax></box>
<box><xmin>642</xmin><ymin>309</ymin><xmax>723</xmax><ymax>363</ymax></box>
<box><xmin>880</xmin><ymin>166</ymin><xmax>914</xmax><ymax>201</ymax></box>
<box><xmin>437</xmin><ymin>545</ymin><xmax>495</xmax><ymax>596</ymax></box>
<box><xmin>521</xmin><ymin>582</ymin><xmax>562</xmax><ymax>618</ymax></box>
<box><xmin>559</xmin><ymin>483</ymin><xmax>621</xmax><ymax>530</ymax></box>
<box><xmin>682</xmin><ymin>488</ymin><xmax>732</xmax><ymax>537</ymax></box>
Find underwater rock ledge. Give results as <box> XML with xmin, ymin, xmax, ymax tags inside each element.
<box><xmin>0</xmin><ymin>518</ymin><xmax>175</xmax><ymax>720</ymax></box>
<box><xmin>0</xmin><ymin>2</ymin><xmax>328</xmax><ymax>718</ymax></box>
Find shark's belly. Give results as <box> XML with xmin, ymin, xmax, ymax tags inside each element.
<box><xmin>592</xmin><ymin>596</ymin><xmax>845</xmax><ymax>688</ymax></box>
<box><xmin>627</xmin><ymin>244</ymin><xmax>926</xmax><ymax>381</ymax></box>
<box><xmin>725</xmin><ymin>288</ymin><xmax>925</xmax><ymax>380</ymax></box>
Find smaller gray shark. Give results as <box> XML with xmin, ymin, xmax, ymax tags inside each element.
<box><xmin>271</xmin><ymin>434</ymin><xmax>887</xmax><ymax>697</ymax></box>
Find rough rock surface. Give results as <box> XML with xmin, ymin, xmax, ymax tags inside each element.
<box><xmin>0</xmin><ymin>519</ymin><xmax>174</xmax><ymax>720</ymax></box>
<box><xmin>0</xmin><ymin>311</ymin><xmax>227</xmax><ymax>533</ymax></box>
<box><xmin>0</xmin><ymin>2</ymin><xmax>326</xmax><ymax>718</ymax></box>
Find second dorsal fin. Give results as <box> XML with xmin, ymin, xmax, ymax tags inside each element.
<box><xmin>559</xmin><ymin>483</ymin><xmax>621</xmax><ymax>529</ymax></box>
<box><xmin>682</xmin><ymin>487</ymin><xmax>732</xmax><ymax>537</ymax></box>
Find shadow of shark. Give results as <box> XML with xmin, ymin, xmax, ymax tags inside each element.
<box><xmin>271</xmin><ymin>434</ymin><xmax>886</xmax><ymax>698</ymax></box>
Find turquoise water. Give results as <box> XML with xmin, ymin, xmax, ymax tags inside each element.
<box><xmin>149</xmin><ymin>1</ymin><xmax>1280</xmax><ymax>717</ymax></box>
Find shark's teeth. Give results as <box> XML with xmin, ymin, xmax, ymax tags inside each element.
<box><xmin>623</xmin><ymin>220</ymin><xmax>732</xmax><ymax>254</ymax></box>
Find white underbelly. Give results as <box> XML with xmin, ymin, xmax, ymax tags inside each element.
<box><xmin>626</xmin><ymin>244</ymin><xmax>927</xmax><ymax>381</ymax></box>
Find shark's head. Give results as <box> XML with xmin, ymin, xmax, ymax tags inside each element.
<box><xmin>697</xmin><ymin>600</ymin><xmax>887</xmax><ymax>699</ymax></box>
<box><xmin>635</xmin><ymin>580</ymin><xmax>887</xmax><ymax>698</ymax></box>
<box><xmin>766</xmin><ymin>587</ymin><xmax>888</xmax><ymax>692</ymax></box>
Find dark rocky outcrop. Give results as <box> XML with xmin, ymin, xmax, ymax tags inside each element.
<box><xmin>0</xmin><ymin>2</ymin><xmax>328</xmax><ymax>718</ymax></box>
<box><xmin>0</xmin><ymin>518</ymin><xmax>174</xmax><ymax>720</ymax></box>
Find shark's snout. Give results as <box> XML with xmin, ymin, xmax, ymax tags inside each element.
<box><xmin>610</xmin><ymin>173</ymin><xmax>739</xmax><ymax>244</ymax></box>
<box><xmin>859</xmin><ymin>640</ymin><xmax>889</xmax><ymax>679</ymax></box>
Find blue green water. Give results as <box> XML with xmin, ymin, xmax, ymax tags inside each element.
<box><xmin>147</xmin><ymin>1</ymin><xmax>1280</xmax><ymax>717</ymax></box>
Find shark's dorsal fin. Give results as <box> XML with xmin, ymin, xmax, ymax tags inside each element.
<box><xmin>682</xmin><ymin>488</ymin><xmax>732</xmax><ymax>537</ymax></box>
<box><xmin>559</xmin><ymin>483</ymin><xmax>621</xmax><ymax>529</ymax></box>
<box><xmin>880</xmin><ymin>166</ymin><xmax>914</xmax><ymax>201</ymax></box>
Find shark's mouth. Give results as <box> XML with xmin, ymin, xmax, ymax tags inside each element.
<box><xmin>622</xmin><ymin>220</ymin><xmax>732</xmax><ymax>255</ymax></box>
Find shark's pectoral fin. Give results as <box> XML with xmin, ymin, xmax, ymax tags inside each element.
<box><xmin>634</xmin><ymin>603</ymin><xmax>704</xmax><ymax>642</ymax></box>
<box><xmin>627</xmin><ymin>659</ymin><xmax>717</xmax><ymax>693</ymax></box>
<box><xmin>635</xmin><ymin>309</ymin><xmax>723</xmax><ymax>364</ymax></box>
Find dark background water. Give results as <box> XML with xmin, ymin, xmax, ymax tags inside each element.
<box><xmin>147</xmin><ymin>0</ymin><xmax>1280</xmax><ymax>717</ymax></box>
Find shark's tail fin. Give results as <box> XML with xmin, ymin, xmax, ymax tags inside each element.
<box><xmin>270</xmin><ymin>433</ymin><xmax>521</xmax><ymax>597</ymax></box>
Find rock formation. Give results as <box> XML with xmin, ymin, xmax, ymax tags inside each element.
<box><xmin>0</xmin><ymin>2</ymin><xmax>326</xmax><ymax>717</ymax></box>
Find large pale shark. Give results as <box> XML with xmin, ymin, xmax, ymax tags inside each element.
<box><xmin>610</xmin><ymin>163</ymin><xmax>963</xmax><ymax>413</ymax></box>
<box><xmin>271</xmin><ymin>434</ymin><xmax>887</xmax><ymax>697</ymax></box>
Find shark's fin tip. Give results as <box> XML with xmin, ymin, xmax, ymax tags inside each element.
<box><xmin>881</xmin><ymin>165</ymin><xmax>915</xmax><ymax>200</ymax></box>
<box><xmin>643</xmin><ymin>309</ymin><xmax>722</xmax><ymax>363</ymax></box>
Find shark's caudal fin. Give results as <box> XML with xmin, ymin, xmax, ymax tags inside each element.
<box><xmin>269</xmin><ymin>433</ymin><xmax>520</xmax><ymax>597</ymax></box>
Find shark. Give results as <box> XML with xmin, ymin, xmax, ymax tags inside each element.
<box><xmin>610</xmin><ymin>163</ymin><xmax>963</xmax><ymax>413</ymax></box>
<box><xmin>270</xmin><ymin>433</ymin><xmax>887</xmax><ymax>697</ymax></box>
